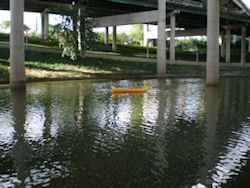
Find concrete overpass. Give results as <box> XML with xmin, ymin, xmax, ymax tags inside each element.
<box><xmin>1</xmin><ymin>0</ymin><xmax>250</xmax><ymax>89</ymax></box>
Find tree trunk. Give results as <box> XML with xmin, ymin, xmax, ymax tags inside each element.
<box><xmin>79</xmin><ymin>8</ymin><xmax>86</xmax><ymax>59</ymax></box>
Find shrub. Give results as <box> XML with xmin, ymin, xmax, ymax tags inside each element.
<box><xmin>0</xmin><ymin>32</ymin><xmax>59</xmax><ymax>46</ymax></box>
<box><xmin>0</xmin><ymin>33</ymin><xmax>9</xmax><ymax>42</ymax></box>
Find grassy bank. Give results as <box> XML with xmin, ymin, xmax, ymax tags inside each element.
<box><xmin>0</xmin><ymin>47</ymin><xmax>157</xmax><ymax>83</ymax></box>
<box><xmin>1</xmin><ymin>31</ymin><xmax>250</xmax><ymax>62</ymax></box>
<box><xmin>0</xmin><ymin>47</ymin><xmax>249</xmax><ymax>84</ymax></box>
<box><xmin>91</xmin><ymin>42</ymin><xmax>250</xmax><ymax>63</ymax></box>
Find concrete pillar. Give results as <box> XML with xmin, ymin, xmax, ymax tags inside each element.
<box><xmin>206</xmin><ymin>0</ymin><xmax>219</xmax><ymax>86</ymax></box>
<box><xmin>248</xmin><ymin>38</ymin><xmax>250</xmax><ymax>53</ymax></box>
<box><xmin>105</xmin><ymin>27</ymin><xmax>109</xmax><ymax>44</ymax></box>
<box><xmin>157</xmin><ymin>0</ymin><xmax>166</xmax><ymax>75</ymax></box>
<box><xmin>241</xmin><ymin>27</ymin><xmax>246</xmax><ymax>67</ymax></box>
<box><xmin>225</xmin><ymin>28</ymin><xmax>231</xmax><ymax>63</ymax></box>
<box><xmin>221</xmin><ymin>34</ymin><xmax>226</xmax><ymax>58</ymax></box>
<box><xmin>10</xmin><ymin>0</ymin><xmax>26</xmax><ymax>89</ymax></box>
<box><xmin>147</xmin><ymin>40</ymin><xmax>149</xmax><ymax>59</ymax></box>
<box><xmin>41</xmin><ymin>9</ymin><xmax>49</xmax><ymax>40</ymax></box>
<box><xmin>112</xmin><ymin>26</ymin><xmax>117</xmax><ymax>51</ymax></box>
<box><xmin>170</xmin><ymin>15</ymin><xmax>176</xmax><ymax>64</ymax></box>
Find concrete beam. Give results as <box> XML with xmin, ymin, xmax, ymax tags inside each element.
<box><xmin>26</xmin><ymin>0</ymin><xmax>70</xmax><ymax>8</ymax></box>
<box><xmin>93</xmin><ymin>10</ymin><xmax>158</xmax><ymax>27</ymax></box>
<box><xmin>166</xmin><ymin>0</ymin><xmax>203</xmax><ymax>8</ymax></box>
<box><xmin>206</xmin><ymin>0</ymin><xmax>220</xmax><ymax>86</ymax></box>
<box><xmin>167</xmin><ymin>28</ymin><xmax>207</xmax><ymax>37</ymax></box>
<box><xmin>222</xmin><ymin>24</ymin><xmax>247</xmax><ymax>30</ymax></box>
<box><xmin>147</xmin><ymin>28</ymin><xmax>228</xmax><ymax>41</ymax></box>
<box><xmin>232</xmin><ymin>0</ymin><xmax>250</xmax><ymax>16</ymax></box>
<box><xmin>10</xmin><ymin>0</ymin><xmax>26</xmax><ymax>89</ymax></box>
<box><xmin>93</xmin><ymin>10</ymin><xmax>180</xmax><ymax>28</ymax></box>
<box><xmin>106</xmin><ymin>0</ymin><xmax>203</xmax><ymax>8</ymax></box>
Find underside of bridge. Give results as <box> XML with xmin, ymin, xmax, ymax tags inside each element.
<box><xmin>0</xmin><ymin>0</ymin><xmax>250</xmax><ymax>89</ymax></box>
<box><xmin>0</xmin><ymin>0</ymin><xmax>249</xmax><ymax>34</ymax></box>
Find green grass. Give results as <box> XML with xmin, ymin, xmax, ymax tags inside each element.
<box><xmin>0</xmin><ymin>47</ymin><xmax>249</xmax><ymax>84</ymax></box>
<box><xmin>0</xmin><ymin>47</ymin><xmax>156</xmax><ymax>82</ymax></box>
<box><xmin>0</xmin><ymin>41</ymin><xmax>60</xmax><ymax>49</ymax></box>
<box><xmin>0</xmin><ymin>32</ymin><xmax>59</xmax><ymax>46</ymax></box>
<box><xmin>91</xmin><ymin>42</ymin><xmax>250</xmax><ymax>62</ymax></box>
<box><xmin>0</xmin><ymin>63</ymin><xmax>9</xmax><ymax>81</ymax></box>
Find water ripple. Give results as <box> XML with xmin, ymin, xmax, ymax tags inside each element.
<box><xmin>0</xmin><ymin>78</ymin><xmax>249</xmax><ymax>187</ymax></box>
<box><xmin>211</xmin><ymin>122</ymin><xmax>250</xmax><ymax>187</ymax></box>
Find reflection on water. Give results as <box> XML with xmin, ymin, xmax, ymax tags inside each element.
<box><xmin>0</xmin><ymin>78</ymin><xmax>249</xmax><ymax>187</ymax></box>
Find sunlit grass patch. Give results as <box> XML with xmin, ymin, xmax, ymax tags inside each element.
<box><xmin>26</xmin><ymin>68</ymin><xmax>84</xmax><ymax>80</ymax></box>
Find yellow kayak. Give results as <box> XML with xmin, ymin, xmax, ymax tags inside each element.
<box><xmin>111</xmin><ymin>86</ymin><xmax>148</xmax><ymax>93</ymax></box>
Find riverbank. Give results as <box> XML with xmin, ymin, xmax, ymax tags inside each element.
<box><xmin>0</xmin><ymin>47</ymin><xmax>250</xmax><ymax>85</ymax></box>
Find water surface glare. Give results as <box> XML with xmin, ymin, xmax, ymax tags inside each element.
<box><xmin>0</xmin><ymin>78</ymin><xmax>249</xmax><ymax>187</ymax></box>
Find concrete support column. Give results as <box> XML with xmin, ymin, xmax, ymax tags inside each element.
<box><xmin>241</xmin><ymin>27</ymin><xmax>246</xmax><ymax>67</ymax></box>
<box><xmin>157</xmin><ymin>0</ymin><xmax>166</xmax><ymax>75</ymax></box>
<box><xmin>170</xmin><ymin>15</ymin><xmax>176</xmax><ymax>64</ymax></box>
<box><xmin>10</xmin><ymin>0</ymin><xmax>26</xmax><ymax>89</ymax></box>
<box><xmin>225</xmin><ymin>28</ymin><xmax>231</xmax><ymax>63</ymax></box>
<box><xmin>105</xmin><ymin>27</ymin><xmax>109</xmax><ymax>44</ymax></box>
<box><xmin>112</xmin><ymin>26</ymin><xmax>117</xmax><ymax>51</ymax></box>
<box><xmin>248</xmin><ymin>38</ymin><xmax>250</xmax><ymax>53</ymax></box>
<box><xmin>42</xmin><ymin>9</ymin><xmax>49</xmax><ymax>40</ymax></box>
<box><xmin>206</xmin><ymin>0</ymin><xmax>219</xmax><ymax>86</ymax></box>
<box><xmin>221</xmin><ymin>34</ymin><xmax>226</xmax><ymax>58</ymax></box>
<box><xmin>146</xmin><ymin>40</ymin><xmax>149</xmax><ymax>59</ymax></box>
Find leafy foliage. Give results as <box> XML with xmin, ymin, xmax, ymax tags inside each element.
<box><xmin>0</xmin><ymin>20</ymin><xmax>10</xmax><ymax>29</ymax></box>
<box><xmin>1</xmin><ymin>20</ymin><xmax>30</xmax><ymax>32</ymax></box>
<box><xmin>98</xmin><ymin>32</ymin><xmax>130</xmax><ymax>44</ymax></box>
<box><xmin>129</xmin><ymin>24</ymin><xmax>144</xmax><ymax>45</ymax></box>
<box><xmin>176</xmin><ymin>38</ymin><xmax>207</xmax><ymax>51</ymax></box>
<box><xmin>52</xmin><ymin>5</ymin><xmax>97</xmax><ymax>60</ymax></box>
<box><xmin>48</xmin><ymin>24</ymin><xmax>62</xmax><ymax>41</ymax></box>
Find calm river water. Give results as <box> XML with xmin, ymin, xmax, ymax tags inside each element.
<box><xmin>0</xmin><ymin>78</ymin><xmax>249</xmax><ymax>187</ymax></box>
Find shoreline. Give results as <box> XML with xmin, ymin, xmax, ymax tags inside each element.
<box><xmin>1</xmin><ymin>73</ymin><xmax>249</xmax><ymax>87</ymax></box>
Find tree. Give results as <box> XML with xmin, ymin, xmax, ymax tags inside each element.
<box><xmin>1</xmin><ymin>20</ymin><xmax>30</xmax><ymax>32</ymax></box>
<box><xmin>48</xmin><ymin>24</ymin><xmax>62</xmax><ymax>40</ymax></box>
<box><xmin>53</xmin><ymin>6</ymin><xmax>97</xmax><ymax>60</ymax></box>
<box><xmin>1</xmin><ymin>20</ymin><xmax>10</xmax><ymax>30</ymax></box>
<box><xmin>118</xmin><ymin>32</ymin><xmax>130</xmax><ymax>44</ymax></box>
<box><xmin>129</xmin><ymin>24</ymin><xmax>144</xmax><ymax>45</ymax></box>
<box><xmin>24</xmin><ymin>25</ymin><xmax>31</xmax><ymax>33</ymax></box>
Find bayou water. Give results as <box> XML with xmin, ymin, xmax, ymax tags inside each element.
<box><xmin>0</xmin><ymin>78</ymin><xmax>249</xmax><ymax>187</ymax></box>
